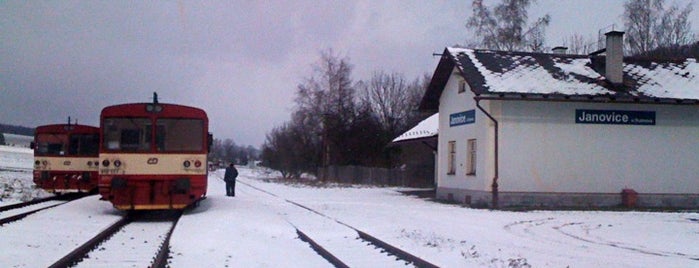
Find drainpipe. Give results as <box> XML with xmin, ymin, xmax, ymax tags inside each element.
<box><xmin>475</xmin><ymin>98</ymin><xmax>499</xmax><ymax>209</ymax></box>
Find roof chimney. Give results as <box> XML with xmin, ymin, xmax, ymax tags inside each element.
<box><xmin>605</xmin><ymin>31</ymin><xmax>624</xmax><ymax>85</ymax></box>
<box><xmin>552</xmin><ymin>46</ymin><xmax>568</xmax><ymax>54</ymax></box>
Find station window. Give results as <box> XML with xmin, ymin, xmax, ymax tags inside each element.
<box><xmin>467</xmin><ymin>139</ymin><xmax>476</xmax><ymax>175</ymax></box>
<box><xmin>447</xmin><ymin>141</ymin><xmax>456</xmax><ymax>175</ymax></box>
<box><xmin>458</xmin><ymin>81</ymin><xmax>466</xmax><ymax>93</ymax></box>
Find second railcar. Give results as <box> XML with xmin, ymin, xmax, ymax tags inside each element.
<box><xmin>98</xmin><ymin>95</ymin><xmax>210</xmax><ymax>210</ymax></box>
<box><xmin>33</xmin><ymin>123</ymin><xmax>100</xmax><ymax>193</ymax></box>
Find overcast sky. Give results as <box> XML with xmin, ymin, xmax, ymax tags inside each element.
<box><xmin>2</xmin><ymin>1</ymin><xmax>696</xmax><ymax>147</ymax></box>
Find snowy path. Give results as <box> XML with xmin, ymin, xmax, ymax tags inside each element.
<box><xmin>168</xmin><ymin>172</ymin><xmax>331</xmax><ymax>267</ymax></box>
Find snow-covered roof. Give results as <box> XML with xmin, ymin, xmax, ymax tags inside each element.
<box><xmin>392</xmin><ymin>113</ymin><xmax>438</xmax><ymax>143</ymax></box>
<box><xmin>420</xmin><ymin>47</ymin><xmax>699</xmax><ymax>110</ymax></box>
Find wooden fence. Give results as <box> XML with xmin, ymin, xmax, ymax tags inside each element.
<box><xmin>317</xmin><ymin>165</ymin><xmax>434</xmax><ymax>188</ymax></box>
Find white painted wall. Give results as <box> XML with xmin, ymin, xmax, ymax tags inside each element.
<box><xmin>498</xmin><ymin>100</ymin><xmax>699</xmax><ymax>194</ymax></box>
<box><xmin>438</xmin><ymin>70</ymin><xmax>699</xmax><ymax>195</ymax></box>
<box><xmin>437</xmin><ymin>70</ymin><xmax>491</xmax><ymax>192</ymax></box>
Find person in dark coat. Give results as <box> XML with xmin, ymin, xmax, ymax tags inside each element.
<box><xmin>224</xmin><ymin>163</ymin><xmax>238</xmax><ymax>197</ymax></box>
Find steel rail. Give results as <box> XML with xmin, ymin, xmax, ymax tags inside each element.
<box><xmin>0</xmin><ymin>196</ymin><xmax>62</xmax><ymax>212</ymax></box>
<box><xmin>0</xmin><ymin>202</ymin><xmax>65</xmax><ymax>226</ymax></box>
<box><xmin>151</xmin><ymin>210</ymin><xmax>184</xmax><ymax>268</ymax></box>
<box><xmin>239</xmin><ymin>179</ymin><xmax>440</xmax><ymax>267</ymax></box>
<box><xmin>296</xmin><ymin>228</ymin><xmax>350</xmax><ymax>268</ymax></box>
<box><xmin>48</xmin><ymin>215</ymin><xmax>132</xmax><ymax>268</ymax></box>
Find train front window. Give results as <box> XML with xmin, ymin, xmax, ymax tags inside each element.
<box><xmin>69</xmin><ymin>134</ymin><xmax>99</xmax><ymax>156</ymax></box>
<box><xmin>35</xmin><ymin>133</ymin><xmax>68</xmax><ymax>155</ymax></box>
<box><xmin>103</xmin><ymin>118</ymin><xmax>152</xmax><ymax>151</ymax></box>
<box><xmin>156</xmin><ymin>118</ymin><xmax>204</xmax><ymax>152</ymax></box>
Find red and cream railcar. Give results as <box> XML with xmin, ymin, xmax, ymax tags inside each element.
<box><xmin>98</xmin><ymin>96</ymin><xmax>210</xmax><ymax>210</ymax></box>
<box><xmin>32</xmin><ymin>124</ymin><xmax>100</xmax><ymax>193</ymax></box>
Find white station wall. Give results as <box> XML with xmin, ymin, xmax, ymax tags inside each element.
<box><xmin>437</xmin><ymin>72</ymin><xmax>492</xmax><ymax>192</ymax></box>
<box><xmin>497</xmin><ymin>100</ymin><xmax>699</xmax><ymax>194</ymax></box>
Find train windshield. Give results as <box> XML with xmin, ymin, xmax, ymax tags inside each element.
<box><xmin>102</xmin><ymin>117</ymin><xmax>204</xmax><ymax>152</ymax></box>
<box><xmin>155</xmin><ymin>118</ymin><xmax>204</xmax><ymax>152</ymax></box>
<box><xmin>69</xmin><ymin>134</ymin><xmax>99</xmax><ymax>156</ymax></box>
<box><xmin>35</xmin><ymin>133</ymin><xmax>68</xmax><ymax>155</ymax></box>
<box><xmin>103</xmin><ymin>118</ymin><xmax>152</xmax><ymax>151</ymax></box>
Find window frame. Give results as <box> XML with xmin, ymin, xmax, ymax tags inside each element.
<box><xmin>447</xmin><ymin>140</ymin><xmax>456</xmax><ymax>175</ymax></box>
<box><xmin>466</xmin><ymin>139</ymin><xmax>477</xmax><ymax>176</ymax></box>
<box><xmin>458</xmin><ymin>80</ymin><xmax>466</xmax><ymax>93</ymax></box>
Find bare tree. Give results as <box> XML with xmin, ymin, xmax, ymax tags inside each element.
<box><xmin>624</xmin><ymin>0</ymin><xmax>695</xmax><ymax>55</ymax></box>
<box><xmin>209</xmin><ymin>138</ymin><xmax>259</xmax><ymax>165</ymax></box>
<box><xmin>565</xmin><ymin>33</ymin><xmax>596</xmax><ymax>54</ymax></box>
<box><xmin>261</xmin><ymin>123</ymin><xmax>308</xmax><ymax>179</ymax></box>
<box><xmin>357</xmin><ymin>72</ymin><xmax>424</xmax><ymax>137</ymax></box>
<box><xmin>293</xmin><ymin>49</ymin><xmax>357</xmax><ymax>167</ymax></box>
<box><xmin>466</xmin><ymin>0</ymin><xmax>551</xmax><ymax>51</ymax></box>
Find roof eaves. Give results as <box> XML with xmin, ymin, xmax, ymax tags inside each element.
<box><xmin>474</xmin><ymin>92</ymin><xmax>699</xmax><ymax>105</ymax></box>
<box><xmin>419</xmin><ymin>48</ymin><xmax>456</xmax><ymax>111</ymax></box>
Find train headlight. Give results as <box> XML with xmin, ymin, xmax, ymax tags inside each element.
<box><xmin>194</xmin><ymin>160</ymin><xmax>202</xmax><ymax>168</ymax></box>
<box><xmin>146</xmin><ymin>104</ymin><xmax>163</xmax><ymax>113</ymax></box>
<box><xmin>183</xmin><ymin>160</ymin><xmax>191</xmax><ymax>168</ymax></box>
<box><xmin>102</xmin><ymin>160</ymin><xmax>110</xmax><ymax>167</ymax></box>
<box><xmin>114</xmin><ymin>160</ymin><xmax>122</xmax><ymax>167</ymax></box>
<box><xmin>42</xmin><ymin>160</ymin><xmax>48</xmax><ymax>166</ymax></box>
<box><xmin>35</xmin><ymin>160</ymin><xmax>40</xmax><ymax>166</ymax></box>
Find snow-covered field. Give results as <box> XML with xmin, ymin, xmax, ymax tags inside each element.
<box><xmin>2</xmin><ymin>133</ymin><xmax>33</xmax><ymax>148</ymax></box>
<box><xmin>1</xmin><ymin>145</ymin><xmax>698</xmax><ymax>267</ymax></box>
<box><xmin>0</xmin><ymin>145</ymin><xmax>50</xmax><ymax>203</ymax></box>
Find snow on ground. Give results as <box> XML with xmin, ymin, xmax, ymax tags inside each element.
<box><xmin>1</xmin><ymin>146</ymin><xmax>698</xmax><ymax>267</ymax></box>
<box><xmin>0</xmin><ymin>195</ymin><xmax>124</xmax><ymax>267</ymax></box>
<box><xmin>213</xmin><ymin>172</ymin><xmax>699</xmax><ymax>267</ymax></box>
<box><xmin>2</xmin><ymin>133</ymin><xmax>33</xmax><ymax>148</ymax></box>
<box><xmin>0</xmin><ymin>145</ymin><xmax>50</xmax><ymax>203</ymax></box>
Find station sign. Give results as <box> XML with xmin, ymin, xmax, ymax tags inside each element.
<box><xmin>450</xmin><ymin>110</ymin><xmax>475</xmax><ymax>127</ymax></box>
<box><xmin>575</xmin><ymin>109</ymin><xmax>655</xmax><ymax>125</ymax></box>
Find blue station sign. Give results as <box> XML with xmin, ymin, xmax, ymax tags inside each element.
<box><xmin>575</xmin><ymin>109</ymin><xmax>655</xmax><ymax>125</ymax></box>
<box><xmin>450</xmin><ymin>110</ymin><xmax>475</xmax><ymax>127</ymax></box>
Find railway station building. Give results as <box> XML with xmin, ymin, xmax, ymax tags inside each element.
<box><xmin>419</xmin><ymin>31</ymin><xmax>699</xmax><ymax>208</ymax></box>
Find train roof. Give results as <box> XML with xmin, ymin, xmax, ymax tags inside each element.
<box><xmin>101</xmin><ymin>102</ymin><xmax>208</xmax><ymax>119</ymax></box>
<box><xmin>35</xmin><ymin>124</ymin><xmax>99</xmax><ymax>134</ymax></box>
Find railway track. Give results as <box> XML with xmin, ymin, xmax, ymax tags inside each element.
<box><xmin>0</xmin><ymin>193</ymin><xmax>87</xmax><ymax>225</ymax></box>
<box><xmin>49</xmin><ymin>210</ymin><xmax>182</xmax><ymax>268</ymax></box>
<box><xmin>239</xmin><ymin>180</ymin><xmax>439</xmax><ymax>268</ymax></box>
